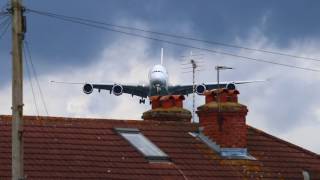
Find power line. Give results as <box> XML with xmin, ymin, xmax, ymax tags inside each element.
<box><xmin>0</xmin><ymin>2</ymin><xmax>9</xmax><ymax>12</ymax></box>
<box><xmin>0</xmin><ymin>17</ymin><xmax>10</xmax><ymax>39</ymax></box>
<box><xmin>23</xmin><ymin>45</ymin><xmax>40</xmax><ymax>118</ymax></box>
<box><xmin>0</xmin><ymin>8</ymin><xmax>9</xmax><ymax>16</ymax></box>
<box><xmin>24</xmin><ymin>41</ymin><xmax>49</xmax><ymax>116</ymax></box>
<box><xmin>0</xmin><ymin>13</ymin><xmax>8</xmax><ymax>17</ymax></box>
<box><xmin>0</xmin><ymin>16</ymin><xmax>9</xmax><ymax>26</ymax></box>
<box><xmin>26</xmin><ymin>8</ymin><xmax>320</xmax><ymax>62</ymax></box>
<box><xmin>0</xmin><ymin>12</ymin><xmax>8</xmax><ymax>16</ymax></box>
<box><xmin>27</xmin><ymin>10</ymin><xmax>320</xmax><ymax>72</ymax></box>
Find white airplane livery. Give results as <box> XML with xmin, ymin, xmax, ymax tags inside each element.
<box><xmin>81</xmin><ymin>49</ymin><xmax>260</xmax><ymax>104</ymax></box>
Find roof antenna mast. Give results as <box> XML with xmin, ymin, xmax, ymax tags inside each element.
<box><xmin>215</xmin><ymin>65</ymin><xmax>233</xmax><ymax>130</ymax></box>
<box><xmin>190</xmin><ymin>52</ymin><xmax>197</xmax><ymax>123</ymax></box>
<box><xmin>160</xmin><ymin>48</ymin><xmax>164</xmax><ymax>65</ymax></box>
<box><xmin>181</xmin><ymin>52</ymin><xmax>205</xmax><ymax>123</ymax></box>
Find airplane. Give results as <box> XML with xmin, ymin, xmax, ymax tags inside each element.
<box><xmin>79</xmin><ymin>49</ymin><xmax>263</xmax><ymax>104</ymax></box>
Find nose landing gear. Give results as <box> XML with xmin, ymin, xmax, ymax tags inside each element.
<box><xmin>155</xmin><ymin>84</ymin><xmax>161</xmax><ymax>94</ymax></box>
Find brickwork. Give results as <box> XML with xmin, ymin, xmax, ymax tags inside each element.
<box><xmin>197</xmin><ymin>89</ymin><xmax>248</xmax><ymax>148</ymax></box>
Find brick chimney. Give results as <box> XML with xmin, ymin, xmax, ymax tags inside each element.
<box><xmin>142</xmin><ymin>95</ymin><xmax>192</xmax><ymax>122</ymax></box>
<box><xmin>196</xmin><ymin>88</ymin><xmax>248</xmax><ymax>150</ymax></box>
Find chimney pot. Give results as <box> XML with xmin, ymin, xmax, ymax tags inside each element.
<box><xmin>142</xmin><ymin>95</ymin><xmax>191</xmax><ymax>122</ymax></box>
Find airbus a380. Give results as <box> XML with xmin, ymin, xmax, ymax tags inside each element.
<box><xmin>81</xmin><ymin>49</ymin><xmax>261</xmax><ymax>104</ymax></box>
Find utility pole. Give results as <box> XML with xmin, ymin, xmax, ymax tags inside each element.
<box><xmin>11</xmin><ymin>0</ymin><xmax>25</xmax><ymax>179</ymax></box>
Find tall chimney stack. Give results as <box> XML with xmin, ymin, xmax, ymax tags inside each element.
<box><xmin>196</xmin><ymin>88</ymin><xmax>249</xmax><ymax>157</ymax></box>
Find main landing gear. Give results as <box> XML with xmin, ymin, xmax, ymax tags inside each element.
<box><xmin>139</xmin><ymin>98</ymin><xmax>146</xmax><ymax>104</ymax></box>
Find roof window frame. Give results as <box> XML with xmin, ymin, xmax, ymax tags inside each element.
<box><xmin>115</xmin><ymin>128</ymin><xmax>170</xmax><ymax>162</ymax></box>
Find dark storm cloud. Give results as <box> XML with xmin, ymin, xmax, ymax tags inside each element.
<box><xmin>1</xmin><ymin>0</ymin><xmax>319</xmax><ymax>94</ymax></box>
<box><xmin>1</xmin><ymin>0</ymin><xmax>319</xmax><ymax>70</ymax></box>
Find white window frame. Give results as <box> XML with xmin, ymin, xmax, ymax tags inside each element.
<box><xmin>115</xmin><ymin>128</ymin><xmax>169</xmax><ymax>161</ymax></box>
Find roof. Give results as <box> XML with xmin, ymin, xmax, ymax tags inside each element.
<box><xmin>0</xmin><ymin>115</ymin><xmax>319</xmax><ymax>179</ymax></box>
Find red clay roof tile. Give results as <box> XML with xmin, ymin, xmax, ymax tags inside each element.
<box><xmin>0</xmin><ymin>115</ymin><xmax>319</xmax><ymax>179</ymax></box>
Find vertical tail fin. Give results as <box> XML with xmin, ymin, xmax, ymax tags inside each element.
<box><xmin>160</xmin><ymin>48</ymin><xmax>164</xmax><ymax>65</ymax></box>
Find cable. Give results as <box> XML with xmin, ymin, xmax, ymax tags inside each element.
<box><xmin>0</xmin><ymin>16</ymin><xmax>9</xmax><ymax>26</ymax></box>
<box><xmin>23</xmin><ymin>45</ymin><xmax>40</xmax><ymax>118</ymax></box>
<box><xmin>0</xmin><ymin>13</ymin><xmax>8</xmax><ymax>17</ymax></box>
<box><xmin>0</xmin><ymin>2</ymin><xmax>9</xmax><ymax>12</ymax></box>
<box><xmin>24</xmin><ymin>41</ymin><xmax>49</xmax><ymax>116</ymax></box>
<box><xmin>25</xmin><ymin>41</ymin><xmax>49</xmax><ymax>117</ymax></box>
<box><xmin>0</xmin><ymin>17</ymin><xmax>10</xmax><ymax>39</ymax></box>
<box><xmin>0</xmin><ymin>11</ymin><xmax>9</xmax><ymax>15</ymax></box>
<box><xmin>27</xmin><ymin>10</ymin><xmax>320</xmax><ymax>72</ymax></box>
<box><xmin>26</xmin><ymin>8</ymin><xmax>320</xmax><ymax>62</ymax></box>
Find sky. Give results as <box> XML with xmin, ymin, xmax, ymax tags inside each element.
<box><xmin>1</xmin><ymin>0</ymin><xmax>320</xmax><ymax>153</ymax></box>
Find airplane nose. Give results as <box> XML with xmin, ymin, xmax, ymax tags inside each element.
<box><xmin>151</xmin><ymin>73</ymin><xmax>164</xmax><ymax>85</ymax></box>
<box><xmin>153</xmin><ymin>78</ymin><xmax>162</xmax><ymax>85</ymax></box>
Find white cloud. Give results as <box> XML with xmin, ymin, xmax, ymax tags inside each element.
<box><xmin>280</xmin><ymin>123</ymin><xmax>320</xmax><ymax>153</ymax></box>
<box><xmin>1</xmin><ymin>22</ymin><xmax>320</xmax><ymax>154</ymax></box>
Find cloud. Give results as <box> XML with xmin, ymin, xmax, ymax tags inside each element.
<box><xmin>222</xmin><ymin>29</ymin><xmax>320</xmax><ymax>153</ymax></box>
<box><xmin>179</xmin><ymin>26</ymin><xmax>320</xmax><ymax>153</ymax></box>
<box><xmin>280</xmin><ymin>123</ymin><xmax>320</xmax><ymax>153</ymax></box>
<box><xmin>1</xmin><ymin>19</ymin><xmax>320</xmax><ymax>154</ymax></box>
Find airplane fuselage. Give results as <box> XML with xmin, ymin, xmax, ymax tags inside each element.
<box><xmin>148</xmin><ymin>64</ymin><xmax>169</xmax><ymax>96</ymax></box>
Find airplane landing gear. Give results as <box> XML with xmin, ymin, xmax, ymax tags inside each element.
<box><xmin>139</xmin><ymin>98</ymin><xmax>146</xmax><ymax>104</ymax></box>
<box><xmin>156</xmin><ymin>87</ymin><xmax>161</xmax><ymax>94</ymax></box>
<box><xmin>155</xmin><ymin>84</ymin><xmax>161</xmax><ymax>94</ymax></box>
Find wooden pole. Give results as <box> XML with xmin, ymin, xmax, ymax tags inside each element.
<box><xmin>11</xmin><ymin>0</ymin><xmax>24</xmax><ymax>179</ymax></box>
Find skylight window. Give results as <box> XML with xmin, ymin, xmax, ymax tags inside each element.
<box><xmin>115</xmin><ymin>128</ymin><xmax>169</xmax><ymax>161</ymax></box>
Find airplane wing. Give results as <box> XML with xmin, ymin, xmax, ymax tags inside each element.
<box><xmin>90</xmin><ymin>84</ymin><xmax>149</xmax><ymax>98</ymax></box>
<box><xmin>50</xmin><ymin>81</ymin><xmax>149</xmax><ymax>98</ymax></box>
<box><xmin>168</xmin><ymin>80</ymin><xmax>265</xmax><ymax>96</ymax></box>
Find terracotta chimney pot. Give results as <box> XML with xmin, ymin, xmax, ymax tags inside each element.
<box><xmin>142</xmin><ymin>95</ymin><xmax>191</xmax><ymax>122</ymax></box>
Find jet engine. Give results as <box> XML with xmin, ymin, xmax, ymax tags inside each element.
<box><xmin>226</xmin><ymin>83</ymin><xmax>236</xmax><ymax>90</ymax></box>
<box><xmin>112</xmin><ymin>84</ymin><xmax>123</xmax><ymax>96</ymax></box>
<box><xmin>83</xmin><ymin>84</ymin><xmax>93</xmax><ymax>94</ymax></box>
<box><xmin>195</xmin><ymin>84</ymin><xmax>206</xmax><ymax>95</ymax></box>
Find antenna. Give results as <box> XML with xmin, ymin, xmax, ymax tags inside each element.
<box><xmin>160</xmin><ymin>48</ymin><xmax>164</xmax><ymax>65</ymax></box>
<box><xmin>215</xmin><ymin>66</ymin><xmax>233</xmax><ymax>90</ymax></box>
<box><xmin>215</xmin><ymin>65</ymin><xmax>233</xmax><ymax>131</ymax></box>
<box><xmin>191</xmin><ymin>58</ymin><xmax>196</xmax><ymax>124</ymax></box>
<box><xmin>181</xmin><ymin>51</ymin><xmax>205</xmax><ymax>123</ymax></box>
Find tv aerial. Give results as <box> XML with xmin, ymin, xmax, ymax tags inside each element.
<box><xmin>181</xmin><ymin>52</ymin><xmax>206</xmax><ymax>123</ymax></box>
